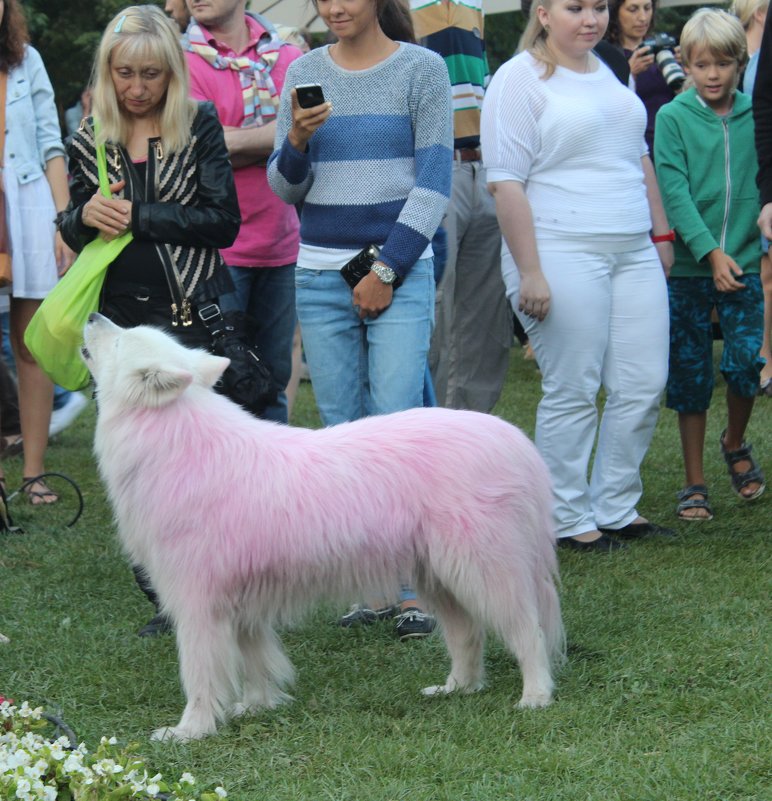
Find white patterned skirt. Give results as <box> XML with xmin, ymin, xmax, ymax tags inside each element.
<box><xmin>2</xmin><ymin>160</ymin><xmax>58</xmax><ymax>299</ymax></box>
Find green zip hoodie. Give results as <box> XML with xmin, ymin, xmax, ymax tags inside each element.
<box><xmin>654</xmin><ymin>87</ymin><xmax>761</xmax><ymax>278</ymax></box>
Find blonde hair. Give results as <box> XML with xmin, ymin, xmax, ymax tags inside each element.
<box><xmin>91</xmin><ymin>5</ymin><xmax>197</xmax><ymax>153</ymax></box>
<box><xmin>518</xmin><ymin>1</ymin><xmax>559</xmax><ymax>79</ymax></box>
<box><xmin>729</xmin><ymin>0</ymin><xmax>769</xmax><ymax>30</ymax></box>
<box><xmin>680</xmin><ymin>8</ymin><xmax>748</xmax><ymax>70</ymax></box>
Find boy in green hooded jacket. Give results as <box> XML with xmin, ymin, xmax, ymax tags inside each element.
<box><xmin>655</xmin><ymin>8</ymin><xmax>766</xmax><ymax>521</ymax></box>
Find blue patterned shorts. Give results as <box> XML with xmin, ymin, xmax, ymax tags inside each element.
<box><xmin>666</xmin><ymin>275</ymin><xmax>764</xmax><ymax>413</ymax></box>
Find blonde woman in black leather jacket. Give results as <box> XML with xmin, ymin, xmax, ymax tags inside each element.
<box><xmin>60</xmin><ymin>5</ymin><xmax>239</xmax><ymax>352</ymax></box>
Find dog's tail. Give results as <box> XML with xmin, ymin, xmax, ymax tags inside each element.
<box><xmin>537</xmin><ymin>558</ymin><xmax>566</xmax><ymax>671</ymax></box>
<box><xmin>530</xmin><ymin>456</ymin><xmax>566</xmax><ymax>672</ymax></box>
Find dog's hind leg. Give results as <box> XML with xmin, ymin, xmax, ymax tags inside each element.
<box><xmin>421</xmin><ymin>588</ymin><xmax>485</xmax><ymax>697</ymax></box>
<box><xmin>151</xmin><ymin>612</ymin><xmax>239</xmax><ymax>742</ymax></box>
<box><xmin>232</xmin><ymin>622</ymin><xmax>295</xmax><ymax>718</ymax></box>
<box><xmin>499</xmin><ymin>612</ymin><xmax>555</xmax><ymax>709</ymax></box>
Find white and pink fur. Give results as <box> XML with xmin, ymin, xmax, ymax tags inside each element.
<box><xmin>83</xmin><ymin>314</ymin><xmax>565</xmax><ymax>741</ymax></box>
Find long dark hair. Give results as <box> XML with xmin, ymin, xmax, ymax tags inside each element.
<box><xmin>377</xmin><ymin>0</ymin><xmax>416</xmax><ymax>44</ymax></box>
<box><xmin>606</xmin><ymin>0</ymin><xmax>658</xmax><ymax>47</ymax></box>
<box><xmin>0</xmin><ymin>0</ymin><xmax>29</xmax><ymax>71</ymax></box>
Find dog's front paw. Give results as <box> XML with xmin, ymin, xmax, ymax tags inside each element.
<box><xmin>422</xmin><ymin>676</ymin><xmax>484</xmax><ymax>697</ymax></box>
<box><xmin>421</xmin><ymin>683</ymin><xmax>453</xmax><ymax>697</ymax></box>
<box><xmin>231</xmin><ymin>702</ymin><xmax>250</xmax><ymax>719</ymax></box>
<box><xmin>151</xmin><ymin>725</ymin><xmax>210</xmax><ymax>742</ymax></box>
<box><xmin>516</xmin><ymin>691</ymin><xmax>552</xmax><ymax>709</ymax></box>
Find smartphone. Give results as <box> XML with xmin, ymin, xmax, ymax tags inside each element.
<box><xmin>295</xmin><ymin>83</ymin><xmax>326</xmax><ymax>109</ymax></box>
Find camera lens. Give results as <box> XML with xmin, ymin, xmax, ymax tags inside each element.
<box><xmin>655</xmin><ymin>50</ymin><xmax>686</xmax><ymax>91</ymax></box>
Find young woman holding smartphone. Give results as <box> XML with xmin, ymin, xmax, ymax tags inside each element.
<box><xmin>268</xmin><ymin>0</ymin><xmax>452</xmax><ymax>636</ymax></box>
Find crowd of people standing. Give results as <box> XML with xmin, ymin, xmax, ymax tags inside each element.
<box><xmin>1</xmin><ymin>1</ymin><xmax>769</xmax><ymax>631</ymax></box>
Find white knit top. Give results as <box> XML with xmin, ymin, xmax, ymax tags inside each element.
<box><xmin>481</xmin><ymin>51</ymin><xmax>652</xmax><ymax>241</ymax></box>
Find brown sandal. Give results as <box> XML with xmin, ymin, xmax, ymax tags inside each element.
<box><xmin>22</xmin><ymin>477</ymin><xmax>59</xmax><ymax>506</ymax></box>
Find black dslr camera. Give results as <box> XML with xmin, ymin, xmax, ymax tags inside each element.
<box><xmin>638</xmin><ymin>32</ymin><xmax>686</xmax><ymax>91</ymax></box>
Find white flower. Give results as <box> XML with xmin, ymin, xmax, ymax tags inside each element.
<box><xmin>63</xmin><ymin>753</ymin><xmax>87</xmax><ymax>774</ymax></box>
<box><xmin>47</xmin><ymin>739</ymin><xmax>67</xmax><ymax>760</ymax></box>
<box><xmin>2</xmin><ymin>700</ymin><xmax>228</xmax><ymax>800</ymax></box>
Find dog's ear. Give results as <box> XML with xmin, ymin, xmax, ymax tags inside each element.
<box><xmin>197</xmin><ymin>354</ymin><xmax>230</xmax><ymax>388</ymax></box>
<box><xmin>128</xmin><ymin>367</ymin><xmax>194</xmax><ymax>407</ymax></box>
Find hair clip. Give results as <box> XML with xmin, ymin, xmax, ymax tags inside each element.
<box><xmin>114</xmin><ymin>14</ymin><xmax>127</xmax><ymax>33</ymax></box>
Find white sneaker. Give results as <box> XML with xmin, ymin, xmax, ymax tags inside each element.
<box><xmin>49</xmin><ymin>392</ymin><xmax>88</xmax><ymax>437</ymax></box>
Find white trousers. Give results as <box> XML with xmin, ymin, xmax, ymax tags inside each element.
<box><xmin>503</xmin><ymin>239</ymin><xmax>669</xmax><ymax>538</ymax></box>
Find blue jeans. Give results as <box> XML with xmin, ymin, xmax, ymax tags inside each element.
<box><xmin>219</xmin><ymin>263</ymin><xmax>296</xmax><ymax>424</ymax></box>
<box><xmin>296</xmin><ymin>258</ymin><xmax>435</xmax><ymax>425</ymax></box>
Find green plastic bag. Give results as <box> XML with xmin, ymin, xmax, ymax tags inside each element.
<box><xmin>24</xmin><ymin>127</ymin><xmax>132</xmax><ymax>390</ymax></box>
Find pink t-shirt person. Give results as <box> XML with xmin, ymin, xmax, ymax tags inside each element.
<box><xmin>186</xmin><ymin>15</ymin><xmax>301</xmax><ymax>267</ymax></box>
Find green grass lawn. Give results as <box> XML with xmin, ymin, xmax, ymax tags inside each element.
<box><xmin>1</xmin><ymin>344</ymin><xmax>770</xmax><ymax>801</ymax></box>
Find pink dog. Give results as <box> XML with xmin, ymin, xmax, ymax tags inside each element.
<box><xmin>83</xmin><ymin>314</ymin><xmax>564</xmax><ymax>741</ymax></box>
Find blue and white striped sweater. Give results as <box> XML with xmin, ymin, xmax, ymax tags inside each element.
<box><xmin>267</xmin><ymin>43</ymin><xmax>453</xmax><ymax>277</ymax></box>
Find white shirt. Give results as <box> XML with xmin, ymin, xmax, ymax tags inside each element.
<box><xmin>481</xmin><ymin>51</ymin><xmax>652</xmax><ymax>242</ymax></box>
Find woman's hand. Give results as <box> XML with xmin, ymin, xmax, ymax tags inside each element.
<box><xmin>54</xmin><ymin>231</ymin><xmax>77</xmax><ymax>276</ymax></box>
<box><xmin>628</xmin><ymin>45</ymin><xmax>655</xmax><ymax>77</ymax></box>
<box><xmin>708</xmin><ymin>248</ymin><xmax>745</xmax><ymax>292</ymax></box>
<box><xmin>82</xmin><ymin>180</ymin><xmax>132</xmax><ymax>240</ymax></box>
<box><xmin>287</xmin><ymin>89</ymin><xmax>332</xmax><ymax>153</ymax></box>
<box><xmin>654</xmin><ymin>241</ymin><xmax>674</xmax><ymax>277</ymax></box>
<box><xmin>518</xmin><ymin>271</ymin><xmax>551</xmax><ymax>321</ymax></box>
<box><xmin>352</xmin><ymin>270</ymin><xmax>393</xmax><ymax>319</ymax></box>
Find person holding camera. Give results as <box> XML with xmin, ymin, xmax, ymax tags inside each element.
<box><xmin>267</xmin><ymin>0</ymin><xmax>452</xmax><ymax>636</ymax></box>
<box><xmin>606</xmin><ymin>0</ymin><xmax>684</xmax><ymax>154</ymax></box>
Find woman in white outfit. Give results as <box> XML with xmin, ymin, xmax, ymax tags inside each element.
<box><xmin>1</xmin><ymin>0</ymin><xmax>74</xmax><ymax>504</ymax></box>
<box><xmin>481</xmin><ymin>0</ymin><xmax>673</xmax><ymax>551</ymax></box>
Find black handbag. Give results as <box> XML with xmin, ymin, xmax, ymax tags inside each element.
<box><xmin>118</xmin><ymin>153</ymin><xmax>278</xmax><ymax>417</ymax></box>
<box><xmin>198</xmin><ymin>303</ymin><xmax>280</xmax><ymax>417</ymax></box>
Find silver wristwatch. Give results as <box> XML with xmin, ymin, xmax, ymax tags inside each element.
<box><xmin>372</xmin><ymin>261</ymin><xmax>398</xmax><ymax>285</ymax></box>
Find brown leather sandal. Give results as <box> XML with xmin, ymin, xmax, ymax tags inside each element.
<box><xmin>22</xmin><ymin>477</ymin><xmax>59</xmax><ymax>506</ymax></box>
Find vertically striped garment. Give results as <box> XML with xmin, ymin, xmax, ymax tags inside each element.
<box><xmin>267</xmin><ymin>43</ymin><xmax>453</xmax><ymax>277</ymax></box>
<box><xmin>410</xmin><ymin>0</ymin><xmax>488</xmax><ymax>149</ymax></box>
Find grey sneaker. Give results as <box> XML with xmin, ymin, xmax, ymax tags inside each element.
<box><xmin>337</xmin><ymin>604</ymin><xmax>397</xmax><ymax>628</ymax></box>
<box><xmin>394</xmin><ymin>607</ymin><xmax>436</xmax><ymax>640</ymax></box>
<box><xmin>137</xmin><ymin>613</ymin><xmax>173</xmax><ymax>637</ymax></box>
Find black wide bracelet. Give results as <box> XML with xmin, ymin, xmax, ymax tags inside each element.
<box><xmin>53</xmin><ymin>210</ymin><xmax>68</xmax><ymax>231</ymax></box>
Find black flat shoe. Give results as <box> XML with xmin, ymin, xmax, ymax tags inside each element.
<box><xmin>558</xmin><ymin>533</ymin><xmax>627</xmax><ymax>552</ymax></box>
<box><xmin>599</xmin><ymin>521</ymin><xmax>675</xmax><ymax>539</ymax></box>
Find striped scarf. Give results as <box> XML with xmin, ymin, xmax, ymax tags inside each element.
<box><xmin>185</xmin><ymin>18</ymin><xmax>283</xmax><ymax>127</ymax></box>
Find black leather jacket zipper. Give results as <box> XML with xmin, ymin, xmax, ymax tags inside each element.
<box><xmin>119</xmin><ymin>138</ymin><xmax>192</xmax><ymax>327</ymax></box>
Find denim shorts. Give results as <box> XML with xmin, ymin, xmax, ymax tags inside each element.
<box><xmin>666</xmin><ymin>275</ymin><xmax>765</xmax><ymax>413</ymax></box>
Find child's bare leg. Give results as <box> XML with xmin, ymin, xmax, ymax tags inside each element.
<box><xmin>722</xmin><ymin>390</ymin><xmax>763</xmax><ymax>499</ymax></box>
<box><xmin>677</xmin><ymin>412</ymin><xmax>711</xmax><ymax>519</ymax></box>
